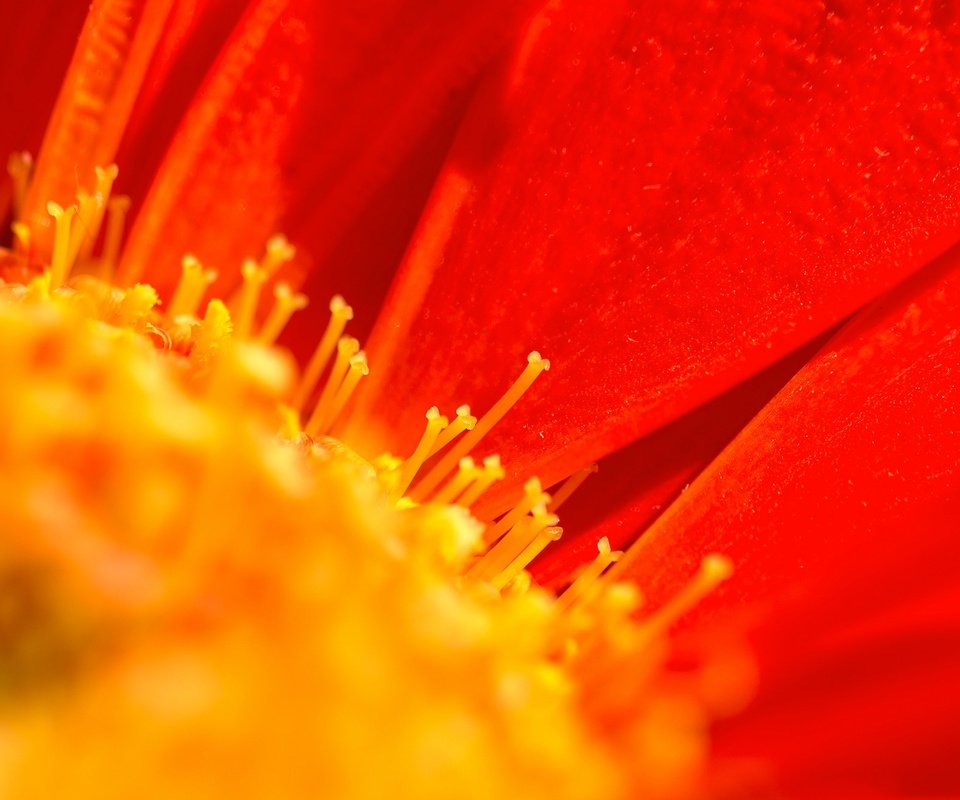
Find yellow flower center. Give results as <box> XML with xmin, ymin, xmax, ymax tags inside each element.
<box><xmin>0</xmin><ymin>158</ymin><xmax>751</xmax><ymax>800</ymax></box>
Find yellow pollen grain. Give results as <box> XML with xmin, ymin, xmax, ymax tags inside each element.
<box><xmin>235</xmin><ymin>259</ymin><xmax>267</xmax><ymax>340</ymax></box>
<box><xmin>491</xmin><ymin>525</ymin><xmax>563</xmax><ymax>591</ymax></box>
<box><xmin>637</xmin><ymin>554</ymin><xmax>734</xmax><ymax>640</ymax></box>
<box><xmin>555</xmin><ymin>537</ymin><xmax>623</xmax><ymax>612</ymax></box>
<box><xmin>305</xmin><ymin>336</ymin><xmax>360</xmax><ymax>436</ymax></box>
<box><xmin>257</xmin><ymin>282</ymin><xmax>309</xmax><ymax>346</ymax></box>
<box><xmin>411</xmin><ymin>352</ymin><xmax>550</xmax><ymax>501</ymax></box>
<box><xmin>548</xmin><ymin>463</ymin><xmax>599</xmax><ymax>513</ymax></box>
<box><xmin>484</xmin><ymin>477</ymin><xmax>550</xmax><ymax>546</ymax></box>
<box><xmin>457</xmin><ymin>455</ymin><xmax>506</xmax><ymax>508</ymax></box>
<box><xmin>428</xmin><ymin>404</ymin><xmax>477</xmax><ymax>457</ymax></box>
<box><xmin>293</xmin><ymin>295</ymin><xmax>353</xmax><ymax>410</ymax></box>
<box><xmin>168</xmin><ymin>255</ymin><xmax>216</xmax><ymax>318</ymax></box>
<box><xmin>432</xmin><ymin>457</ymin><xmax>481</xmax><ymax>505</ymax></box>
<box><xmin>47</xmin><ymin>201</ymin><xmax>78</xmax><ymax>289</ymax></box>
<box><xmin>392</xmin><ymin>406</ymin><xmax>449</xmax><ymax>502</ymax></box>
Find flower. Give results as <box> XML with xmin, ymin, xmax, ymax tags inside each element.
<box><xmin>2</xmin><ymin>1</ymin><xmax>959</xmax><ymax>799</ymax></box>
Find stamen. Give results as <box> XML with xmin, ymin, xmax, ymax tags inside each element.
<box><xmin>260</xmin><ymin>233</ymin><xmax>296</xmax><ymax>279</ymax></box>
<box><xmin>293</xmin><ymin>295</ymin><xmax>354</xmax><ymax>410</ymax></box>
<box><xmin>167</xmin><ymin>255</ymin><xmax>216</xmax><ymax>318</ymax></box>
<box><xmin>391</xmin><ymin>407</ymin><xmax>449</xmax><ymax>502</ymax></box>
<box><xmin>235</xmin><ymin>259</ymin><xmax>267</xmax><ymax>340</ymax></box>
<box><xmin>100</xmin><ymin>195</ymin><xmax>131</xmax><ymax>280</ymax></box>
<box><xmin>555</xmin><ymin>537</ymin><xmax>623</xmax><ymax>612</ymax></box>
<box><xmin>256</xmin><ymin>282</ymin><xmax>309</xmax><ymax>345</ymax></box>
<box><xmin>320</xmin><ymin>351</ymin><xmax>369</xmax><ymax>435</ymax></box>
<box><xmin>457</xmin><ymin>455</ymin><xmax>506</xmax><ymax>508</ymax></box>
<box><xmin>11</xmin><ymin>222</ymin><xmax>31</xmax><ymax>257</ymax></box>
<box><xmin>505</xmin><ymin>570</ymin><xmax>532</xmax><ymax>596</ymax></box>
<box><xmin>431</xmin><ymin>457</ymin><xmax>481</xmax><ymax>505</ymax></box>
<box><xmin>636</xmin><ymin>554</ymin><xmax>733</xmax><ymax>639</ymax></box>
<box><xmin>483</xmin><ymin>477</ymin><xmax>550</xmax><ymax>546</ymax></box>
<box><xmin>468</xmin><ymin>503</ymin><xmax>558</xmax><ymax>584</ymax></box>
<box><xmin>428</xmin><ymin>405</ymin><xmax>477</xmax><ymax>457</ymax></box>
<box><xmin>6</xmin><ymin>151</ymin><xmax>33</xmax><ymax>219</ymax></box>
<box><xmin>73</xmin><ymin>163</ymin><xmax>119</xmax><ymax>265</ymax></box>
<box><xmin>410</xmin><ymin>352</ymin><xmax>549</xmax><ymax>501</ymax></box>
<box><xmin>47</xmin><ymin>202</ymin><xmax>78</xmax><ymax>289</ymax></box>
<box><xmin>491</xmin><ymin>526</ymin><xmax>563</xmax><ymax>591</ymax></box>
<box><xmin>305</xmin><ymin>336</ymin><xmax>360</xmax><ymax>436</ymax></box>
<box><xmin>547</xmin><ymin>463</ymin><xmax>599</xmax><ymax>513</ymax></box>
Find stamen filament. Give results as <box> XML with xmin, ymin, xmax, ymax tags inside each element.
<box><xmin>392</xmin><ymin>407</ymin><xmax>448</xmax><ymax>502</ymax></box>
<box><xmin>428</xmin><ymin>405</ymin><xmax>477</xmax><ymax>457</ymax></box>
<box><xmin>431</xmin><ymin>458</ymin><xmax>480</xmax><ymax>505</ymax></box>
<box><xmin>320</xmin><ymin>351</ymin><xmax>369</xmax><ymax>435</ymax></box>
<box><xmin>555</xmin><ymin>537</ymin><xmax>623</xmax><ymax>612</ymax></box>
<box><xmin>636</xmin><ymin>554</ymin><xmax>733</xmax><ymax>639</ymax></box>
<box><xmin>468</xmin><ymin>504</ymin><xmax>558</xmax><ymax>584</ymax></box>
<box><xmin>293</xmin><ymin>296</ymin><xmax>353</xmax><ymax>410</ymax></box>
<box><xmin>256</xmin><ymin>283</ymin><xmax>309</xmax><ymax>345</ymax></box>
<box><xmin>547</xmin><ymin>463</ymin><xmax>599</xmax><ymax>513</ymax></box>
<box><xmin>483</xmin><ymin>477</ymin><xmax>550</xmax><ymax>546</ymax></box>
<box><xmin>168</xmin><ymin>255</ymin><xmax>216</xmax><ymax>318</ymax></box>
<box><xmin>235</xmin><ymin>259</ymin><xmax>267</xmax><ymax>340</ymax></box>
<box><xmin>6</xmin><ymin>151</ymin><xmax>32</xmax><ymax>219</ymax></box>
<box><xmin>491</xmin><ymin>526</ymin><xmax>562</xmax><ymax>591</ymax></box>
<box><xmin>11</xmin><ymin>222</ymin><xmax>31</xmax><ymax>256</ymax></box>
<box><xmin>260</xmin><ymin>233</ymin><xmax>296</xmax><ymax>279</ymax></box>
<box><xmin>411</xmin><ymin>352</ymin><xmax>549</xmax><ymax>501</ymax></box>
<box><xmin>48</xmin><ymin>202</ymin><xmax>78</xmax><ymax>289</ymax></box>
<box><xmin>457</xmin><ymin>455</ymin><xmax>506</xmax><ymax>508</ymax></box>
<box><xmin>305</xmin><ymin>336</ymin><xmax>359</xmax><ymax>436</ymax></box>
<box><xmin>73</xmin><ymin>163</ymin><xmax>119</xmax><ymax>265</ymax></box>
<box><xmin>100</xmin><ymin>195</ymin><xmax>131</xmax><ymax>280</ymax></box>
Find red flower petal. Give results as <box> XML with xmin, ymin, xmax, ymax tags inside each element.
<box><xmin>349</xmin><ymin>1</ymin><xmax>960</xmax><ymax>498</ymax></box>
<box><xmin>0</xmin><ymin>0</ymin><xmax>90</xmax><ymax>222</ymax></box>
<box><xmin>613</xmin><ymin>244</ymin><xmax>960</xmax><ymax>615</ymax></box>
<box><xmin>117</xmin><ymin>0</ymin><xmax>538</xmax><ymax>299</ymax></box>
<box><xmin>527</xmin><ymin>334</ymin><xmax>830</xmax><ymax>588</ymax></box>
<box><xmin>20</xmin><ymin>0</ymin><xmax>179</xmax><ymax>255</ymax></box>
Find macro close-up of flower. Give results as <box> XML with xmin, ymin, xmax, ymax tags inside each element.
<box><xmin>1</xmin><ymin>1</ymin><xmax>959</xmax><ymax>798</ymax></box>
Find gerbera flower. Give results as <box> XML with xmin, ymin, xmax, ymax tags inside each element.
<box><xmin>1</xmin><ymin>1</ymin><xmax>958</xmax><ymax>798</ymax></box>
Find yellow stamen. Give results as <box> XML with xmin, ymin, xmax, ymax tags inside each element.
<box><xmin>261</xmin><ymin>233</ymin><xmax>296</xmax><ymax>279</ymax></box>
<box><xmin>428</xmin><ymin>404</ymin><xmax>477</xmax><ymax>457</ymax></box>
<box><xmin>555</xmin><ymin>537</ymin><xmax>623</xmax><ymax>612</ymax></box>
<box><xmin>167</xmin><ymin>255</ymin><xmax>216</xmax><ymax>318</ymax></box>
<box><xmin>305</xmin><ymin>336</ymin><xmax>360</xmax><ymax>436</ymax></box>
<box><xmin>491</xmin><ymin>526</ymin><xmax>562</xmax><ymax>591</ymax></box>
<box><xmin>505</xmin><ymin>570</ymin><xmax>532</xmax><ymax>596</ymax></box>
<box><xmin>256</xmin><ymin>282</ymin><xmax>309</xmax><ymax>346</ymax></box>
<box><xmin>636</xmin><ymin>554</ymin><xmax>733</xmax><ymax>640</ymax></box>
<box><xmin>483</xmin><ymin>477</ymin><xmax>550</xmax><ymax>546</ymax></box>
<box><xmin>100</xmin><ymin>195</ymin><xmax>131</xmax><ymax>280</ymax></box>
<box><xmin>320</xmin><ymin>351</ymin><xmax>369</xmax><ymax>436</ymax></box>
<box><xmin>392</xmin><ymin>407</ymin><xmax>449</xmax><ymax>502</ymax></box>
<box><xmin>431</xmin><ymin>457</ymin><xmax>481</xmax><ymax>505</ymax></box>
<box><xmin>47</xmin><ymin>202</ymin><xmax>78</xmax><ymax>289</ymax></box>
<box><xmin>547</xmin><ymin>463</ymin><xmax>599</xmax><ymax>513</ymax></box>
<box><xmin>235</xmin><ymin>259</ymin><xmax>267</xmax><ymax>340</ymax></box>
<box><xmin>11</xmin><ymin>222</ymin><xmax>31</xmax><ymax>256</ymax></box>
<box><xmin>6</xmin><ymin>151</ymin><xmax>32</xmax><ymax>219</ymax></box>
<box><xmin>293</xmin><ymin>295</ymin><xmax>354</xmax><ymax>410</ymax></box>
<box><xmin>457</xmin><ymin>455</ymin><xmax>506</xmax><ymax>508</ymax></box>
<box><xmin>468</xmin><ymin>504</ymin><xmax>558</xmax><ymax>584</ymax></box>
<box><xmin>73</xmin><ymin>163</ymin><xmax>119</xmax><ymax>265</ymax></box>
<box><xmin>411</xmin><ymin>352</ymin><xmax>550</xmax><ymax>501</ymax></box>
